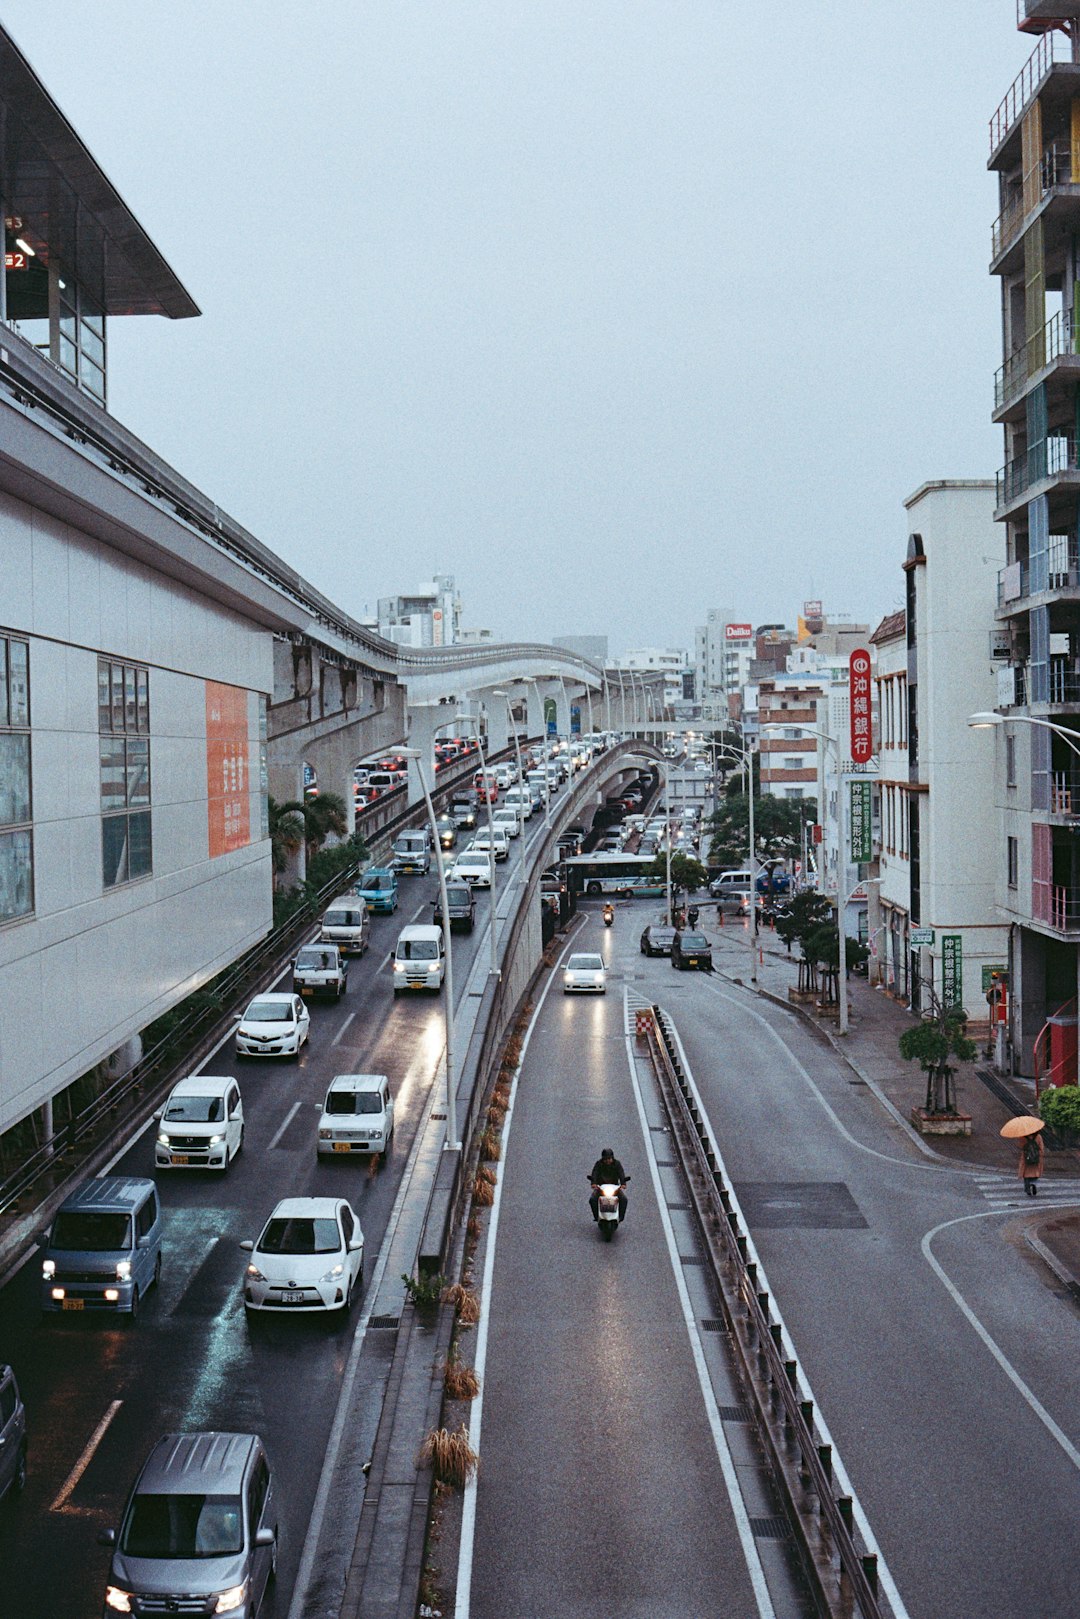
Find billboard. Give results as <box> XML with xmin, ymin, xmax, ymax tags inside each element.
<box><xmin>849</xmin><ymin>648</ymin><xmax>873</xmax><ymax>764</ymax></box>
<box><xmin>206</xmin><ymin>682</ymin><xmax>251</xmax><ymax>858</ymax></box>
<box><xmin>725</xmin><ymin>622</ymin><xmax>752</xmax><ymax>640</ymax></box>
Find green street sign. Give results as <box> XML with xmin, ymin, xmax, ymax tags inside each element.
<box><xmin>911</xmin><ymin>928</ymin><xmax>934</xmax><ymax>947</ymax></box>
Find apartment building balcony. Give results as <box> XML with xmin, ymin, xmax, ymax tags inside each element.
<box><xmin>1051</xmin><ymin>768</ymin><xmax>1080</xmax><ymax>814</ymax></box>
<box><xmin>995</xmin><ymin>436</ymin><xmax>1080</xmax><ymax>520</ymax></box>
<box><xmin>994</xmin><ymin>308</ymin><xmax>1080</xmax><ymax>421</ymax></box>
<box><xmin>990</xmin><ymin>30</ymin><xmax>1080</xmax><ymax>165</ymax></box>
<box><xmin>991</xmin><ymin>143</ymin><xmax>1080</xmax><ymax>275</ymax></box>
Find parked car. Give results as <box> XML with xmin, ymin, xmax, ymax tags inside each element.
<box><xmin>241</xmin><ymin>1197</ymin><xmax>364</xmax><ymax>1315</ymax></box>
<box><xmin>354</xmin><ymin>866</ymin><xmax>399</xmax><ymax>914</ymax></box>
<box><xmin>562</xmin><ymin>952</ymin><xmax>607</xmax><ymax>994</ymax></box>
<box><xmin>671</xmin><ymin>931</ymin><xmax>713</xmax><ymax>971</ymax></box>
<box><xmin>317</xmin><ymin>1073</ymin><xmax>395</xmax><ymax>1158</ymax></box>
<box><xmin>640</xmin><ymin>924</ymin><xmax>676</xmax><ymax>958</ymax></box>
<box><xmin>100</xmin><ymin>1432</ymin><xmax>278</xmax><ymax>1619</ymax></box>
<box><xmin>320</xmin><ymin>898</ymin><xmax>370</xmax><ymax>956</ymax></box>
<box><xmin>235</xmin><ymin>993</ymin><xmax>310</xmax><ymax>1060</ymax></box>
<box><xmin>40</xmin><ymin>1176</ymin><xmax>162</xmax><ymax>1318</ymax></box>
<box><xmin>292</xmin><ymin>942</ymin><xmax>348</xmax><ymax>999</ymax></box>
<box><xmin>0</xmin><ymin>1364</ymin><xmax>26</xmax><ymax>1502</ymax></box>
<box><xmin>433</xmin><ymin>881</ymin><xmax>476</xmax><ymax>932</ymax></box>
<box><xmin>155</xmin><ymin>1075</ymin><xmax>244</xmax><ymax>1172</ymax></box>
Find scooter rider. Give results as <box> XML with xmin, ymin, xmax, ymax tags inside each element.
<box><xmin>588</xmin><ymin>1148</ymin><xmax>629</xmax><ymax>1223</ymax></box>
<box><xmin>602</xmin><ymin>902</ymin><xmax>615</xmax><ymax>926</ymax></box>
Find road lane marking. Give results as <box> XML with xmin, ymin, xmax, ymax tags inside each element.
<box><xmin>51</xmin><ymin>1400</ymin><xmax>123</xmax><ymax>1512</ymax></box>
<box><xmin>622</xmin><ymin>997</ymin><xmax>775</xmax><ymax>1619</ymax></box>
<box><xmin>331</xmin><ymin>1011</ymin><xmax>357</xmax><ymax>1047</ymax></box>
<box><xmin>454</xmin><ymin>922</ymin><xmax>584</xmax><ymax>1619</ymax></box>
<box><xmin>267</xmin><ymin>1100</ymin><xmax>302</xmax><ymax>1151</ymax></box>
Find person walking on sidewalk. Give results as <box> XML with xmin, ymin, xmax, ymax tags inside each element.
<box><xmin>1019</xmin><ymin>1126</ymin><xmax>1045</xmax><ymax>1196</ymax></box>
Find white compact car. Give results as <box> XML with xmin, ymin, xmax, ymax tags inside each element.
<box><xmin>317</xmin><ymin>1074</ymin><xmax>395</xmax><ymax>1157</ymax></box>
<box><xmin>155</xmin><ymin>1075</ymin><xmax>244</xmax><ymax>1171</ymax></box>
<box><xmin>235</xmin><ymin>993</ymin><xmax>310</xmax><ymax>1059</ymax></box>
<box><xmin>492</xmin><ymin>808</ymin><xmax>522</xmax><ymax>839</ymax></box>
<box><xmin>241</xmin><ymin>1196</ymin><xmax>364</xmax><ymax>1315</ymax></box>
<box><xmin>450</xmin><ymin>851</ymin><xmax>493</xmax><ymax>889</ymax></box>
<box><xmin>563</xmin><ymin>952</ymin><xmax>607</xmax><ymax>994</ymax></box>
<box><xmin>469</xmin><ymin>827</ymin><xmax>510</xmax><ymax>862</ymax></box>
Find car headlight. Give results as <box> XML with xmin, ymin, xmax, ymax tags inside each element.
<box><xmin>319</xmin><ymin>1127</ymin><xmax>333</xmax><ymax>1140</ymax></box>
<box><xmin>42</xmin><ymin>1258</ymin><xmax>55</xmax><ymax>1280</ymax></box>
<box><xmin>368</xmin><ymin>1129</ymin><xmax>383</xmax><ymax>1140</ymax></box>
<box><xmin>393</xmin><ymin>961</ymin><xmax>405</xmax><ymax>973</ymax></box>
<box><xmin>207</xmin><ymin>1134</ymin><xmax>223</xmax><ymax>1146</ymax></box>
<box><xmin>320</xmin><ymin>1262</ymin><xmax>345</xmax><ymax>1282</ymax></box>
<box><xmin>116</xmin><ymin>1260</ymin><xmax>132</xmax><ymax>1282</ymax></box>
<box><xmin>427</xmin><ymin>963</ymin><xmax>440</xmax><ymax>974</ymax></box>
<box><xmin>157</xmin><ymin>1132</ymin><xmax>170</xmax><ymax>1147</ymax></box>
<box><xmin>214</xmin><ymin>1585</ymin><xmax>248</xmax><ymax>1614</ymax></box>
<box><xmin>105</xmin><ymin>1589</ymin><xmax>133</xmax><ymax>1613</ymax></box>
<box><xmin>246</xmin><ymin>1263</ymin><xmax>266</xmax><ymax>1281</ymax></box>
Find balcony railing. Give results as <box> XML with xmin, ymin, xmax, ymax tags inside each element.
<box><xmin>1049</xmin><ymin>659</ymin><xmax>1080</xmax><ymax>704</ymax></box>
<box><xmin>991</xmin><ymin>143</ymin><xmax>1078</xmax><ymax>260</ymax></box>
<box><xmin>1050</xmin><ymin>885</ymin><xmax>1080</xmax><ymax>931</ymax></box>
<box><xmin>990</xmin><ymin>30</ymin><xmax>1065</xmax><ymax>154</ymax></box>
<box><xmin>1051</xmin><ymin>769</ymin><xmax>1080</xmax><ymax>812</ymax></box>
<box><xmin>995</xmin><ymin>308</ymin><xmax>1077</xmax><ymax>411</ymax></box>
<box><xmin>997</xmin><ymin>435</ymin><xmax>1080</xmax><ymax>508</ymax></box>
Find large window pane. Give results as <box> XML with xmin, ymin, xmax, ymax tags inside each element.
<box><xmin>127</xmin><ymin>738</ymin><xmax>150</xmax><ymax>806</ymax></box>
<box><xmin>81</xmin><ymin>322</ymin><xmax>105</xmax><ymax>368</ymax></box>
<box><xmin>99</xmin><ymin>739</ymin><xmax>127</xmax><ymax>812</ymax></box>
<box><xmin>0</xmin><ymin>829</ymin><xmax>32</xmax><ymax>921</ymax></box>
<box><xmin>136</xmin><ymin>669</ymin><xmax>149</xmax><ymax>733</ymax></box>
<box><xmin>128</xmin><ymin>811</ymin><xmax>152</xmax><ymax>879</ymax></box>
<box><xmin>102</xmin><ymin>815</ymin><xmax>128</xmax><ymax>888</ymax></box>
<box><xmin>0</xmin><ymin>733</ymin><xmax>31</xmax><ymax>826</ymax></box>
<box><xmin>124</xmin><ymin>665</ymin><xmax>136</xmax><ymax>732</ymax></box>
<box><xmin>0</xmin><ymin>640</ymin><xmax>8</xmax><ymax>729</ymax></box>
<box><xmin>111</xmin><ymin>663</ymin><xmax>124</xmax><ymax>732</ymax></box>
<box><xmin>8</xmin><ymin>640</ymin><xmax>28</xmax><ymax>726</ymax></box>
<box><xmin>98</xmin><ymin>660</ymin><xmax>111</xmax><ymax>732</ymax></box>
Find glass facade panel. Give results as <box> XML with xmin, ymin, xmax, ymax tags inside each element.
<box><xmin>58</xmin><ymin>335</ymin><xmax>77</xmax><ymax>377</ymax></box>
<box><xmin>81</xmin><ymin>323</ymin><xmax>104</xmax><ymax>367</ymax></box>
<box><xmin>8</xmin><ymin>640</ymin><xmax>28</xmax><ymax>727</ymax></box>
<box><xmin>0</xmin><ymin>640</ymin><xmax>7</xmax><ymax>729</ymax></box>
<box><xmin>0</xmin><ymin>733</ymin><xmax>31</xmax><ymax>826</ymax></box>
<box><xmin>127</xmin><ymin>738</ymin><xmax>150</xmax><ymax>806</ymax></box>
<box><xmin>110</xmin><ymin>663</ymin><xmax>124</xmax><ymax>731</ymax></box>
<box><xmin>124</xmin><ymin>665</ymin><xmax>136</xmax><ymax>731</ymax></box>
<box><xmin>99</xmin><ymin>738</ymin><xmax>126</xmax><ymax>812</ymax></box>
<box><xmin>0</xmin><ymin>830</ymin><xmax>32</xmax><ymax>922</ymax></box>
<box><xmin>128</xmin><ymin>811</ymin><xmax>152</xmax><ymax>878</ymax></box>
<box><xmin>98</xmin><ymin>661</ymin><xmax>111</xmax><ymax>733</ymax></box>
<box><xmin>136</xmin><ymin>668</ymin><xmax>149</xmax><ymax>733</ymax></box>
<box><xmin>102</xmin><ymin>814</ymin><xmax>128</xmax><ymax>888</ymax></box>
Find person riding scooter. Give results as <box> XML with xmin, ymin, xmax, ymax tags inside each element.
<box><xmin>602</xmin><ymin>902</ymin><xmax>615</xmax><ymax>927</ymax></box>
<box><xmin>588</xmin><ymin>1148</ymin><xmax>629</xmax><ymax>1222</ymax></box>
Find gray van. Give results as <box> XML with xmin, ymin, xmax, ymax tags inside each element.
<box><xmin>100</xmin><ymin>1431</ymin><xmax>277</xmax><ymax>1617</ymax></box>
<box><xmin>41</xmin><ymin>1176</ymin><xmax>162</xmax><ymax>1319</ymax></box>
<box><xmin>0</xmin><ymin>1364</ymin><xmax>27</xmax><ymax>1501</ymax></box>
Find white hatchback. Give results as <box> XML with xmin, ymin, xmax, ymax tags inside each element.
<box><xmin>318</xmin><ymin>1074</ymin><xmax>395</xmax><ymax>1158</ymax></box>
<box><xmin>563</xmin><ymin>952</ymin><xmax>607</xmax><ymax>994</ymax></box>
<box><xmin>235</xmin><ymin>993</ymin><xmax>310</xmax><ymax>1059</ymax></box>
<box><xmin>469</xmin><ymin>827</ymin><xmax>510</xmax><ymax>862</ymax></box>
<box><xmin>241</xmin><ymin>1196</ymin><xmax>364</xmax><ymax>1315</ymax></box>
<box><xmin>155</xmin><ymin>1075</ymin><xmax>243</xmax><ymax>1172</ymax></box>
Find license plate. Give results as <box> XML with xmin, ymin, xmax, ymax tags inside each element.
<box><xmin>301</xmin><ymin>987</ymin><xmax>313</xmax><ymax>997</ymax></box>
<box><xmin>333</xmin><ymin>1142</ymin><xmax>351</xmax><ymax>1153</ymax></box>
<box><xmin>170</xmin><ymin>1154</ymin><xmax>190</xmax><ymax>1165</ymax></box>
<box><xmin>687</xmin><ymin>958</ymin><xmax>699</xmax><ymax>966</ymax></box>
<box><xmin>62</xmin><ymin>1298</ymin><xmax>84</xmax><ymax>1311</ymax></box>
<box><xmin>280</xmin><ymin>1290</ymin><xmax>305</xmax><ymax>1304</ymax></box>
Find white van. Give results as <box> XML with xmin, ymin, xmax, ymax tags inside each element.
<box><xmin>391</xmin><ymin>828</ymin><xmax>431</xmax><ymax>875</ymax></box>
<box><xmin>318</xmin><ymin>1073</ymin><xmax>395</xmax><ymax>1157</ymax></box>
<box><xmin>320</xmin><ymin>899</ymin><xmax>371</xmax><ymax>956</ymax></box>
<box><xmin>155</xmin><ymin>1075</ymin><xmax>244</xmax><ymax>1172</ymax></box>
<box><xmin>504</xmin><ymin>787</ymin><xmax>533</xmax><ymax>821</ymax></box>
<box><xmin>392</xmin><ymin>923</ymin><xmax>446</xmax><ymax>992</ymax></box>
<box><xmin>709</xmin><ymin>869</ymin><xmax>754</xmax><ymax>897</ymax></box>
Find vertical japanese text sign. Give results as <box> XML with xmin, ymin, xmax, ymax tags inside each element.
<box><xmin>206</xmin><ymin>682</ymin><xmax>251</xmax><ymax>857</ymax></box>
<box><xmin>849</xmin><ymin>648</ymin><xmax>873</xmax><ymax>765</ymax></box>
<box><xmin>849</xmin><ymin>780</ymin><xmax>872</xmax><ymax>864</ymax></box>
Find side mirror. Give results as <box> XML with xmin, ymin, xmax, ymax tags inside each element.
<box><xmin>348</xmin><ymin>1236</ymin><xmax>364</xmax><ymax>1252</ymax></box>
<box><xmin>97</xmin><ymin>1529</ymin><xmax>117</xmax><ymax>1547</ymax></box>
<box><xmin>255</xmin><ymin>1527</ymin><xmax>275</xmax><ymax>1548</ymax></box>
<box><xmin>239</xmin><ymin>1239</ymin><xmax>254</xmax><ymax>1252</ymax></box>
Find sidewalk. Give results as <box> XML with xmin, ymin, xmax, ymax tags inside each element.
<box><xmin>705</xmin><ymin>913</ymin><xmax>1080</xmax><ymax>1296</ymax></box>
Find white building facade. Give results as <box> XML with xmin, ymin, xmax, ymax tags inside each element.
<box><xmin>695</xmin><ymin>610</ymin><xmax>753</xmax><ymax>722</ymax></box>
<box><xmin>871</xmin><ymin>611</ymin><xmax>910</xmax><ymax>998</ymax></box>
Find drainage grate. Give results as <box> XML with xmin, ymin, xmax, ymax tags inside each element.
<box><xmin>718</xmin><ymin>1402</ymin><xmax>753</xmax><ymax>1421</ymax></box>
<box><xmin>700</xmin><ymin>1319</ymin><xmax>728</xmax><ymax>1334</ymax></box>
<box><xmin>655</xmin><ymin>1160</ymin><xmax>677</xmax><ymax>1168</ymax></box>
<box><xmin>750</xmin><ymin>1515</ymin><xmax>790</xmax><ymax>1541</ymax></box>
<box><xmin>431</xmin><ymin>1112</ymin><xmax>447</xmax><ymax>1120</ymax></box>
<box><xmin>680</xmin><ymin>1255</ymin><xmax>705</xmax><ymax>1266</ymax></box>
<box><xmin>368</xmin><ymin>1315</ymin><xmax>400</xmax><ymax>1329</ymax></box>
<box><xmin>667</xmin><ymin>1201</ymin><xmax>690</xmax><ymax>1211</ymax></box>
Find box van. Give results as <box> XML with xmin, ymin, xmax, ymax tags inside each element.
<box><xmin>390</xmin><ymin>829</ymin><xmax>431</xmax><ymax>875</ymax></box>
<box><xmin>526</xmin><ymin>769</ymin><xmax>549</xmax><ymax>801</ymax></box>
<box><xmin>318</xmin><ymin>1073</ymin><xmax>395</xmax><ymax>1157</ymax></box>
<box><xmin>101</xmin><ymin>1432</ymin><xmax>277</xmax><ymax>1616</ymax></box>
<box><xmin>709</xmin><ymin>869</ymin><xmax>754</xmax><ymax>897</ymax></box>
<box><xmin>155</xmin><ymin>1075</ymin><xmax>244</xmax><ymax>1172</ymax></box>
<box><xmin>41</xmin><ymin>1177</ymin><xmax>162</xmax><ymax>1318</ymax></box>
<box><xmin>320</xmin><ymin>899</ymin><xmax>371</xmax><ymax>956</ymax></box>
<box><xmin>392</xmin><ymin>923</ymin><xmax>446</xmax><ymax>992</ymax></box>
<box><xmin>364</xmin><ymin>770</ymin><xmax>404</xmax><ymax>795</ymax></box>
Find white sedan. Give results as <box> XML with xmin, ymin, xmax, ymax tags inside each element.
<box><xmin>241</xmin><ymin>1196</ymin><xmax>364</xmax><ymax>1315</ymax></box>
<box><xmin>563</xmin><ymin>952</ymin><xmax>607</xmax><ymax>994</ymax></box>
<box><xmin>450</xmin><ymin>852</ymin><xmax>493</xmax><ymax>888</ymax></box>
<box><xmin>235</xmin><ymin>993</ymin><xmax>310</xmax><ymax>1059</ymax></box>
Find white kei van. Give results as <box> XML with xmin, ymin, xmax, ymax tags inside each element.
<box><xmin>392</xmin><ymin>924</ymin><xmax>446</xmax><ymax>993</ymax></box>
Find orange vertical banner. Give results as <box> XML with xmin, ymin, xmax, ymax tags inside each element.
<box><xmin>206</xmin><ymin>682</ymin><xmax>251</xmax><ymax>857</ymax></box>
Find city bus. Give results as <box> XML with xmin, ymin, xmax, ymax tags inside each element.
<box><xmin>562</xmin><ymin>853</ymin><xmax>665</xmax><ymax>899</ymax></box>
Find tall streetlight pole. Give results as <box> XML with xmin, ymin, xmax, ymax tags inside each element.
<box><xmin>454</xmin><ymin>711</ymin><xmax>500</xmax><ymax>979</ymax></box>
<box><xmin>712</xmin><ymin>739</ymin><xmax>759</xmax><ymax>986</ymax></box>
<box><xmin>399</xmin><ymin>747</ymin><xmax>459</xmax><ymax>1150</ymax></box>
<box><xmin>492</xmin><ymin>687</ymin><xmax>527</xmax><ymax>889</ymax></box>
<box><xmin>527</xmin><ymin>678</ymin><xmax>553</xmax><ymax>829</ymax></box>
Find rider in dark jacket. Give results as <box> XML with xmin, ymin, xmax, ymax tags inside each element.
<box><xmin>588</xmin><ymin>1148</ymin><xmax>629</xmax><ymax>1222</ymax></box>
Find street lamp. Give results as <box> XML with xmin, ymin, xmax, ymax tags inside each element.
<box><xmin>968</xmin><ymin>711</ymin><xmax>1080</xmax><ymax>758</ymax></box>
<box><xmin>398</xmin><ymin>747</ymin><xmax>460</xmax><ymax>1151</ymax></box>
<box><xmin>452</xmin><ymin>712</ymin><xmax>500</xmax><ymax>980</ymax></box>
<box><xmin>527</xmin><ymin>677</ymin><xmax>553</xmax><ymax>829</ymax></box>
<box><xmin>491</xmin><ymin>687</ymin><xmax>527</xmax><ymax>889</ymax></box>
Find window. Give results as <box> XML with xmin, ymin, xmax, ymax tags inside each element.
<box><xmin>1008</xmin><ymin>835</ymin><xmax>1019</xmax><ymax>888</ymax></box>
<box><xmin>0</xmin><ymin>1379</ymin><xmax>15</xmax><ymax>1429</ymax></box>
<box><xmin>784</xmin><ymin>787</ymin><xmax>803</xmax><ymax>799</ymax></box>
<box><xmin>99</xmin><ymin>658</ymin><xmax>152</xmax><ymax>888</ymax></box>
<box><xmin>0</xmin><ymin>633</ymin><xmax>32</xmax><ymax>923</ymax></box>
<box><xmin>135</xmin><ymin>1193</ymin><xmax>157</xmax><ymax>1241</ymax></box>
<box><xmin>783</xmin><ymin>756</ymin><xmax>803</xmax><ymax>771</ymax></box>
<box><xmin>1006</xmin><ymin>734</ymin><xmax>1017</xmax><ymax>787</ymax></box>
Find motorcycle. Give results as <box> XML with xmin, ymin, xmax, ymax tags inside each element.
<box><xmin>589</xmin><ymin>1173</ymin><xmax>629</xmax><ymax>1240</ymax></box>
<box><xmin>602</xmin><ymin>903</ymin><xmax>615</xmax><ymax>927</ymax></box>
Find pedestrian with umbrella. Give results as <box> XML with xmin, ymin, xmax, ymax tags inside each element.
<box><xmin>1000</xmin><ymin>1115</ymin><xmax>1045</xmax><ymax>1197</ymax></box>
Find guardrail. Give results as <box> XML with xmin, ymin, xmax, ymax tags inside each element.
<box><xmin>645</xmin><ymin>1004</ymin><xmax>890</xmax><ymax>1619</ymax></box>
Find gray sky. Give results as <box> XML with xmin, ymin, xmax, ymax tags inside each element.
<box><xmin>5</xmin><ymin>2</ymin><xmax>1025</xmax><ymax>654</ymax></box>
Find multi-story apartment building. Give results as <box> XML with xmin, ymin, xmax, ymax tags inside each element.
<box><xmin>757</xmin><ymin>674</ymin><xmax>825</xmax><ymax>799</ymax></box>
<box><xmin>695</xmin><ymin>610</ymin><xmax>753</xmax><ymax>722</ymax></box>
<box><xmin>989</xmin><ymin>4</ymin><xmax>1080</xmax><ymax>1073</ymax></box>
<box><xmin>377</xmin><ymin>574</ymin><xmax>461</xmax><ymax>646</ymax></box>
<box><xmin>616</xmin><ymin>647</ymin><xmax>688</xmax><ymax>710</ymax></box>
<box><xmin>872</xmin><ymin>611</ymin><xmax>910</xmax><ymax>998</ymax></box>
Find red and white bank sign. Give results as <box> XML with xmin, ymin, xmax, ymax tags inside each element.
<box><xmin>849</xmin><ymin>648</ymin><xmax>872</xmax><ymax>764</ymax></box>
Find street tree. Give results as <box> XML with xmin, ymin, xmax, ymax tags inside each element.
<box><xmin>268</xmin><ymin>797</ymin><xmax>305</xmax><ymax>887</ymax></box>
<box><xmin>898</xmin><ymin>983</ymin><xmax>976</xmax><ymax>1115</ymax></box>
<box><xmin>302</xmin><ymin>791</ymin><xmax>349</xmax><ymax>858</ymax></box>
<box><xmin>774</xmin><ymin>892</ymin><xmax>834</xmax><ymax>994</ymax></box>
<box><xmin>708</xmin><ymin>793</ymin><xmax>817</xmax><ymax>872</ymax></box>
<box><xmin>805</xmin><ymin>923</ymin><xmax>869</xmax><ymax>1006</ymax></box>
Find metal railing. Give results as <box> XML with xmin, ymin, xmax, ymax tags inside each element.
<box><xmin>997</xmin><ymin>434</ymin><xmax>1080</xmax><ymax>508</ymax></box>
<box><xmin>991</xmin><ymin>143</ymin><xmax>1078</xmax><ymax>262</ymax></box>
<box><xmin>1050</xmin><ymin>768</ymin><xmax>1080</xmax><ymax>811</ymax></box>
<box><xmin>1050</xmin><ymin>883</ymin><xmax>1080</xmax><ymax>931</ymax></box>
<box><xmin>995</xmin><ymin>308</ymin><xmax>1077</xmax><ymax>412</ymax></box>
<box><xmin>990</xmin><ymin>30</ymin><xmax>1064</xmax><ymax>155</ymax></box>
<box><xmin>1049</xmin><ymin>661</ymin><xmax>1080</xmax><ymax>704</ymax></box>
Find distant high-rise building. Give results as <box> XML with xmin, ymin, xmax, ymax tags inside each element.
<box><xmin>695</xmin><ymin>610</ymin><xmax>753</xmax><ymax>721</ymax></box>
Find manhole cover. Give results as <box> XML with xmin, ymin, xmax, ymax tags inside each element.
<box><xmin>733</xmin><ymin>1182</ymin><xmax>868</xmax><ymax>1230</ymax></box>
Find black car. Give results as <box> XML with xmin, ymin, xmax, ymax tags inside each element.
<box><xmin>449</xmin><ymin>792</ymin><xmax>479</xmax><ymax>830</ymax></box>
<box><xmin>433</xmin><ymin>882</ymin><xmax>476</xmax><ymax>932</ymax></box>
<box><xmin>640</xmin><ymin>925</ymin><xmax>676</xmax><ymax>958</ymax></box>
<box><xmin>671</xmin><ymin>930</ymin><xmax>713</xmax><ymax>971</ymax></box>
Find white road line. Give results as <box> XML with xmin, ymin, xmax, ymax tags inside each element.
<box><xmin>266</xmin><ymin>1101</ymin><xmax>302</xmax><ymax>1152</ymax></box>
<box><xmin>454</xmin><ymin>923</ymin><xmax>584</xmax><ymax>1619</ymax></box>
<box><xmin>922</xmin><ymin>1210</ymin><xmax>1080</xmax><ymax>1470</ymax></box>
<box><xmin>622</xmin><ymin>995</ymin><xmax>775</xmax><ymax>1619</ymax></box>
<box><xmin>331</xmin><ymin>1012</ymin><xmax>357</xmax><ymax>1047</ymax></box>
<box><xmin>51</xmin><ymin>1400</ymin><xmax>123</xmax><ymax>1511</ymax></box>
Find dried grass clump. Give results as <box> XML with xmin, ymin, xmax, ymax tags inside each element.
<box><xmin>478</xmin><ymin>1128</ymin><xmax>502</xmax><ymax>1162</ymax></box>
<box><xmin>443</xmin><ymin>1359</ymin><xmax>481</xmax><ymax>1400</ymax></box>
<box><xmin>472</xmin><ymin>1173</ymin><xmax>495</xmax><ymax>1206</ymax></box>
<box><xmin>418</xmin><ymin>1424</ymin><xmax>479</xmax><ymax>1488</ymax></box>
<box><xmin>503</xmin><ymin>1032</ymin><xmax>523</xmax><ymax>1069</ymax></box>
<box><xmin>466</xmin><ymin>1214</ymin><xmax>482</xmax><ymax>1240</ymax></box>
<box><xmin>442</xmin><ymin>1283</ymin><xmax>481</xmax><ymax>1323</ymax></box>
<box><xmin>477</xmin><ymin>1165</ymin><xmax>497</xmax><ymax>1186</ymax></box>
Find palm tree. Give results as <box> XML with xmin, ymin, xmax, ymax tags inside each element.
<box><xmin>268</xmin><ymin>797</ymin><xmax>305</xmax><ymax>887</ymax></box>
<box><xmin>302</xmin><ymin>791</ymin><xmax>348</xmax><ymax>858</ymax></box>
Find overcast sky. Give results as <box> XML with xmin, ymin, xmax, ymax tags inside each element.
<box><xmin>4</xmin><ymin>2</ymin><xmax>1028</xmax><ymax>654</ymax></box>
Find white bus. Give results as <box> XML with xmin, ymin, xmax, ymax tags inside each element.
<box><xmin>562</xmin><ymin>853</ymin><xmax>664</xmax><ymax>899</ymax></box>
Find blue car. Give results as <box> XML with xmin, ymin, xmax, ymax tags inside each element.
<box><xmin>355</xmin><ymin>866</ymin><xmax>399</xmax><ymax>914</ymax></box>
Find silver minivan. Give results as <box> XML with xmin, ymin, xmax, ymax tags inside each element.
<box><xmin>41</xmin><ymin>1177</ymin><xmax>162</xmax><ymax>1319</ymax></box>
<box><xmin>100</xmin><ymin>1431</ymin><xmax>277</xmax><ymax>1618</ymax></box>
